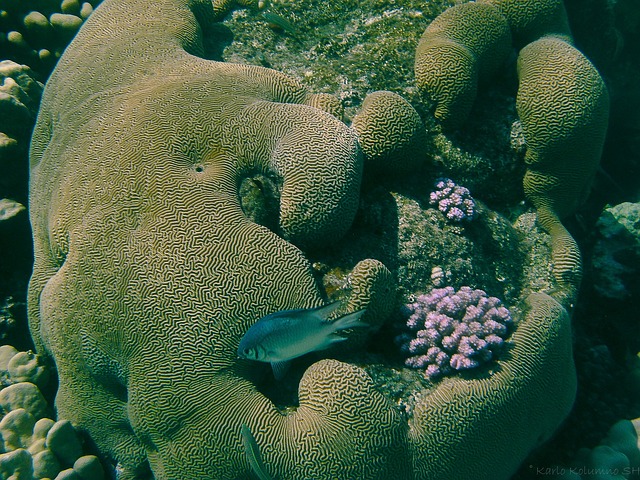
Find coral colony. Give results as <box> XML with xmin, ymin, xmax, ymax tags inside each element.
<box><xmin>429</xmin><ymin>178</ymin><xmax>476</xmax><ymax>222</ymax></box>
<box><xmin>397</xmin><ymin>286</ymin><xmax>513</xmax><ymax>379</ymax></box>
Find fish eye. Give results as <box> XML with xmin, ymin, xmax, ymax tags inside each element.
<box><xmin>242</xmin><ymin>347</ymin><xmax>255</xmax><ymax>359</ymax></box>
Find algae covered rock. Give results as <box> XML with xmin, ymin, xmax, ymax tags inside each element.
<box><xmin>591</xmin><ymin>202</ymin><xmax>640</xmax><ymax>301</ymax></box>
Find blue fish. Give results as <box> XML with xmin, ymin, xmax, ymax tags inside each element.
<box><xmin>241</xmin><ymin>424</ymin><xmax>272</xmax><ymax>480</ymax></box>
<box><xmin>237</xmin><ymin>301</ymin><xmax>367</xmax><ymax>378</ymax></box>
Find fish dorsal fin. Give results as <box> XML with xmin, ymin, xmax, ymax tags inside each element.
<box><xmin>314</xmin><ymin>300</ymin><xmax>343</xmax><ymax>320</ymax></box>
<box><xmin>241</xmin><ymin>424</ymin><xmax>273</xmax><ymax>480</ymax></box>
<box><xmin>271</xmin><ymin>360</ymin><xmax>291</xmax><ymax>380</ymax></box>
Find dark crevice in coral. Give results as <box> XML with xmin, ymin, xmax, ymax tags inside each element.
<box><xmin>238</xmin><ymin>173</ymin><xmax>282</xmax><ymax>234</ymax></box>
<box><xmin>0</xmin><ymin>207</ymin><xmax>34</xmax><ymax>350</ymax></box>
<box><xmin>199</xmin><ymin>22</ymin><xmax>235</xmax><ymax>61</ymax></box>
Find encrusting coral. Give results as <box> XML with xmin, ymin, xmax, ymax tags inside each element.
<box><xmin>26</xmin><ymin>0</ymin><xmax>580</xmax><ymax>478</ymax></box>
<box><xmin>0</xmin><ymin>0</ymin><xmax>100</xmax><ymax>79</ymax></box>
<box><xmin>0</xmin><ymin>345</ymin><xmax>106</xmax><ymax>479</ymax></box>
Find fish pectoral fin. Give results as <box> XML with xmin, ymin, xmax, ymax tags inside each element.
<box><xmin>241</xmin><ymin>424</ymin><xmax>274</xmax><ymax>480</ymax></box>
<box><xmin>271</xmin><ymin>360</ymin><xmax>291</xmax><ymax>380</ymax></box>
<box><xmin>331</xmin><ymin>308</ymin><xmax>368</xmax><ymax>331</ymax></box>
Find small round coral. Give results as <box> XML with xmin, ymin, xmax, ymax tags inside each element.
<box><xmin>351</xmin><ymin>90</ymin><xmax>426</xmax><ymax>174</ymax></box>
<box><xmin>396</xmin><ymin>286</ymin><xmax>513</xmax><ymax>379</ymax></box>
<box><xmin>429</xmin><ymin>178</ymin><xmax>476</xmax><ymax>222</ymax></box>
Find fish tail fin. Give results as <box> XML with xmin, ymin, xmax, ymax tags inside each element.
<box><xmin>241</xmin><ymin>424</ymin><xmax>274</xmax><ymax>480</ymax></box>
<box><xmin>314</xmin><ymin>300</ymin><xmax>343</xmax><ymax>320</ymax></box>
<box><xmin>331</xmin><ymin>309</ymin><xmax>368</xmax><ymax>332</ymax></box>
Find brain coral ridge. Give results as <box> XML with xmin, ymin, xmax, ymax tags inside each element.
<box><xmin>410</xmin><ymin>292</ymin><xmax>576</xmax><ymax>479</ymax></box>
<box><xmin>479</xmin><ymin>0</ymin><xmax>574</xmax><ymax>46</ymax></box>
<box><xmin>28</xmin><ymin>0</ymin><xmax>577</xmax><ymax>478</ymax></box>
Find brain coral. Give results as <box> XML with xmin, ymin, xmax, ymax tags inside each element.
<box><xmin>414</xmin><ymin>2</ymin><xmax>512</xmax><ymax>128</ymax></box>
<box><xmin>479</xmin><ymin>0</ymin><xmax>573</xmax><ymax>47</ymax></box>
<box><xmin>410</xmin><ymin>292</ymin><xmax>576</xmax><ymax>479</ymax></box>
<box><xmin>28</xmin><ymin>0</ymin><xmax>577</xmax><ymax>478</ymax></box>
<box><xmin>517</xmin><ymin>36</ymin><xmax>609</xmax><ymax>223</ymax></box>
<box><xmin>26</xmin><ymin>0</ymin><xmax>393</xmax><ymax>476</ymax></box>
<box><xmin>517</xmin><ymin>35</ymin><xmax>609</xmax><ymax>303</ymax></box>
<box><xmin>351</xmin><ymin>90</ymin><xmax>426</xmax><ymax>173</ymax></box>
<box><xmin>414</xmin><ymin>1</ymin><xmax>609</xmax><ymax>309</ymax></box>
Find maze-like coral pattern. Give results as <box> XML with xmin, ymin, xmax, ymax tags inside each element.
<box><xmin>517</xmin><ymin>35</ymin><xmax>609</xmax><ymax>302</ymax></box>
<box><xmin>351</xmin><ymin>90</ymin><xmax>426</xmax><ymax>173</ymax></box>
<box><xmin>27</xmin><ymin>0</ymin><xmax>580</xmax><ymax>478</ymax></box>
<box><xmin>415</xmin><ymin>0</ymin><xmax>609</xmax><ymax>310</ymax></box>
<box><xmin>26</xmin><ymin>0</ymin><xmax>390</xmax><ymax>477</ymax></box>
<box><xmin>409</xmin><ymin>293</ymin><xmax>576</xmax><ymax>479</ymax></box>
<box><xmin>479</xmin><ymin>0</ymin><xmax>573</xmax><ymax>46</ymax></box>
<box><xmin>518</xmin><ymin>36</ymin><xmax>610</xmax><ymax>223</ymax></box>
<box><xmin>414</xmin><ymin>2</ymin><xmax>511</xmax><ymax>128</ymax></box>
